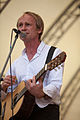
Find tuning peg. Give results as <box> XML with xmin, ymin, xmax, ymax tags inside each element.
<box><xmin>58</xmin><ymin>66</ymin><xmax>60</xmax><ymax>69</ymax></box>
<box><xmin>54</xmin><ymin>68</ymin><xmax>57</xmax><ymax>71</ymax></box>
<box><xmin>61</xmin><ymin>64</ymin><xmax>64</xmax><ymax>67</ymax></box>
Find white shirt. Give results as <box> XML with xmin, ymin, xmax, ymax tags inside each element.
<box><xmin>6</xmin><ymin>41</ymin><xmax>64</xmax><ymax>108</ymax></box>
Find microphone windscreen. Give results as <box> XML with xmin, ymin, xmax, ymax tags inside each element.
<box><xmin>20</xmin><ymin>32</ymin><xmax>26</xmax><ymax>38</ymax></box>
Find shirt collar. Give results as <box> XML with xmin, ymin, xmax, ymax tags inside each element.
<box><xmin>37</xmin><ymin>41</ymin><xmax>46</xmax><ymax>54</ymax></box>
<box><xmin>22</xmin><ymin>41</ymin><xmax>46</xmax><ymax>56</ymax></box>
<box><xmin>22</xmin><ymin>48</ymin><xmax>26</xmax><ymax>56</ymax></box>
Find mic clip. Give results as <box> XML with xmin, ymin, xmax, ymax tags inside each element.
<box><xmin>13</xmin><ymin>28</ymin><xmax>21</xmax><ymax>34</ymax></box>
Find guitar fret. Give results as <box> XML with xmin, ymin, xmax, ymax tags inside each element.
<box><xmin>35</xmin><ymin>67</ymin><xmax>45</xmax><ymax>82</ymax></box>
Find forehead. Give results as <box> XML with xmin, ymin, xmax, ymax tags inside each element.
<box><xmin>18</xmin><ymin>14</ymin><xmax>36</xmax><ymax>23</ymax></box>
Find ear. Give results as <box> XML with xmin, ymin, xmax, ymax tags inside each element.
<box><xmin>37</xmin><ymin>27</ymin><xmax>42</xmax><ymax>34</ymax></box>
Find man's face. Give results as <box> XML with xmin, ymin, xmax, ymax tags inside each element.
<box><xmin>17</xmin><ymin>14</ymin><xmax>41</xmax><ymax>42</ymax></box>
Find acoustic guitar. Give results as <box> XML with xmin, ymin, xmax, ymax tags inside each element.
<box><xmin>2</xmin><ymin>51</ymin><xmax>66</xmax><ymax>120</ymax></box>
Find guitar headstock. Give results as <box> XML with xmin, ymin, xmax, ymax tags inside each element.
<box><xmin>47</xmin><ymin>51</ymin><xmax>66</xmax><ymax>71</ymax></box>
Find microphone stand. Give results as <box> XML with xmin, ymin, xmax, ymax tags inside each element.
<box><xmin>0</xmin><ymin>32</ymin><xmax>19</xmax><ymax>119</ymax></box>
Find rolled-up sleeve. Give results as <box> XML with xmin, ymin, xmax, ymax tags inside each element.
<box><xmin>43</xmin><ymin>62</ymin><xmax>64</xmax><ymax>100</ymax></box>
<box><xmin>43</xmin><ymin>48</ymin><xmax>64</xmax><ymax>104</ymax></box>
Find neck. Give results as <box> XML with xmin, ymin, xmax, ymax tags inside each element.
<box><xmin>24</xmin><ymin>38</ymin><xmax>40</xmax><ymax>60</ymax></box>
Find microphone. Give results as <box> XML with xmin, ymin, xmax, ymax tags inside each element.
<box><xmin>13</xmin><ymin>28</ymin><xmax>26</xmax><ymax>38</ymax></box>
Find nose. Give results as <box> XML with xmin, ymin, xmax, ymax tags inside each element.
<box><xmin>21</xmin><ymin>24</ymin><xmax>27</xmax><ymax>31</ymax></box>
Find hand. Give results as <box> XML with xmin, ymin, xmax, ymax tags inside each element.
<box><xmin>26</xmin><ymin>76</ymin><xmax>45</xmax><ymax>98</ymax></box>
<box><xmin>1</xmin><ymin>75</ymin><xmax>16</xmax><ymax>92</ymax></box>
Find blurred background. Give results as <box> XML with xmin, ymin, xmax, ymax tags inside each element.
<box><xmin>0</xmin><ymin>0</ymin><xmax>80</xmax><ymax>120</ymax></box>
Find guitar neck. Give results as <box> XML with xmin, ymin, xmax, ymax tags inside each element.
<box><xmin>35</xmin><ymin>66</ymin><xmax>46</xmax><ymax>82</ymax></box>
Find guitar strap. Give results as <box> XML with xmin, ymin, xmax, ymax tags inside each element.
<box><xmin>42</xmin><ymin>46</ymin><xmax>56</xmax><ymax>80</ymax></box>
<box><xmin>45</xmin><ymin>46</ymin><xmax>56</xmax><ymax>64</ymax></box>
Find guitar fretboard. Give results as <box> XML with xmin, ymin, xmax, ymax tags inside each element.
<box><xmin>35</xmin><ymin>66</ymin><xmax>46</xmax><ymax>82</ymax></box>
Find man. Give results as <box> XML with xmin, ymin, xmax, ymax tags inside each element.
<box><xmin>2</xmin><ymin>11</ymin><xmax>64</xmax><ymax>120</ymax></box>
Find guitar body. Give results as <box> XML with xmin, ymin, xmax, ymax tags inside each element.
<box><xmin>2</xmin><ymin>81</ymin><xmax>35</xmax><ymax>120</ymax></box>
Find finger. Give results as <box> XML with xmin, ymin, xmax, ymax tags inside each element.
<box><xmin>3</xmin><ymin>80</ymin><xmax>14</xmax><ymax>86</ymax></box>
<box><xmin>26</xmin><ymin>82</ymin><xmax>30</xmax><ymax>89</ymax></box>
<box><xmin>26</xmin><ymin>79</ymin><xmax>32</xmax><ymax>90</ymax></box>
<box><xmin>5</xmin><ymin>75</ymin><xmax>16</xmax><ymax>80</ymax></box>
<box><xmin>3</xmin><ymin>82</ymin><xmax>10</xmax><ymax>87</ymax></box>
<box><xmin>8</xmin><ymin>75</ymin><xmax>16</xmax><ymax>82</ymax></box>
<box><xmin>32</xmin><ymin>76</ymin><xmax>36</xmax><ymax>85</ymax></box>
<box><xmin>12</xmin><ymin>75</ymin><xmax>16</xmax><ymax>78</ymax></box>
<box><xmin>3</xmin><ymin>77</ymin><xmax>15</xmax><ymax>85</ymax></box>
<box><xmin>38</xmin><ymin>77</ymin><xmax>43</xmax><ymax>83</ymax></box>
<box><xmin>6</xmin><ymin>75</ymin><xmax>16</xmax><ymax>77</ymax></box>
<box><xmin>2</xmin><ymin>81</ymin><xmax>11</xmax><ymax>90</ymax></box>
<box><xmin>3</xmin><ymin>78</ymin><xmax>11</xmax><ymax>84</ymax></box>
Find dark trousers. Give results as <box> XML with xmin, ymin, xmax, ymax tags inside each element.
<box><xmin>27</xmin><ymin>104</ymin><xmax>59</xmax><ymax>120</ymax></box>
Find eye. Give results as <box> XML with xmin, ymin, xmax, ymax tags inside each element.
<box><xmin>18</xmin><ymin>23</ymin><xmax>23</xmax><ymax>28</ymax></box>
<box><xmin>25</xmin><ymin>23</ymin><xmax>30</xmax><ymax>26</ymax></box>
